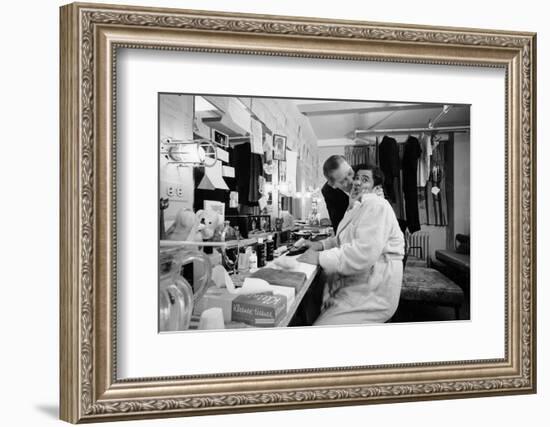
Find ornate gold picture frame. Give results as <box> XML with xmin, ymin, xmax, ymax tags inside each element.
<box><xmin>60</xmin><ymin>2</ymin><xmax>536</xmax><ymax>423</ymax></box>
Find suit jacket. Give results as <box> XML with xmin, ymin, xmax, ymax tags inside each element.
<box><xmin>379</xmin><ymin>135</ymin><xmax>400</xmax><ymax>202</ymax></box>
<box><xmin>321</xmin><ymin>182</ymin><xmax>349</xmax><ymax>232</ymax></box>
<box><xmin>402</xmin><ymin>136</ymin><xmax>422</xmax><ymax>233</ymax></box>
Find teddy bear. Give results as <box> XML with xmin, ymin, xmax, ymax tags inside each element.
<box><xmin>165</xmin><ymin>209</ymin><xmax>203</xmax><ymax>242</ymax></box>
<box><xmin>195</xmin><ymin>209</ymin><xmax>224</xmax><ymax>241</ymax></box>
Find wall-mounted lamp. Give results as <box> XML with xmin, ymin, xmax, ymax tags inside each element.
<box><xmin>161</xmin><ymin>137</ymin><xmax>218</xmax><ymax>167</ymax></box>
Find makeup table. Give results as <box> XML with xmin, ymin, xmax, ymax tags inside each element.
<box><xmin>189</xmin><ymin>260</ymin><xmax>320</xmax><ymax>330</ymax></box>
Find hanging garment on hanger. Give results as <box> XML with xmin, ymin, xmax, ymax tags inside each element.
<box><xmin>417</xmin><ymin>132</ymin><xmax>433</xmax><ymax>187</ymax></box>
<box><xmin>368</xmin><ymin>144</ymin><xmax>377</xmax><ymax>165</ymax></box>
<box><xmin>397</xmin><ymin>144</ymin><xmax>406</xmax><ymax>220</ymax></box>
<box><xmin>402</xmin><ymin>135</ymin><xmax>422</xmax><ymax>233</ymax></box>
<box><xmin>248</xmin><ymin>153</ymin><xmax>264</xmax><ymax>203</ymax></box>
<box><xmin>378</xmin><ymin>135</ymin><xmax>400</xmax><ymax>202</ymax></box>
<box><xmin>430</xmin><ymin>144</ymin><xmax>446</xmax><ymax>225</ymax></box>
<box><xmin>232</xmin><ymin>142</ymin><xmax>264</xmax><ymax>206</ymax></box>
<box><xmin>232</xmin><ymin>142</ymin><xmax>252</xmax><ymax>205</ymax></box>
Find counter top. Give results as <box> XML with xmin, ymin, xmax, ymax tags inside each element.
<box><xmin>272</xmin><ymin>261</ymin><xmax>318</xmax><ymax>327</ymax></box>
<box><xmin>190</xmin><ymin>259</ymin><xmax>320</xmax><ymax>330</ymax></box>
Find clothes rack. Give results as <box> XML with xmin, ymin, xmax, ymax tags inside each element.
<box><xmin>353</xmin><ymin>125</ymin><xmax>469</xmax><ymax>137</ymax></box>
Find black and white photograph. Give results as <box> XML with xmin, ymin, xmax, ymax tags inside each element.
<box><xmin>50</xmin><ymin>1</ymin><xmax>538</xmax><ymax>423</ymax></box>
<box><xmin>212</xmin><ymin>128</ymin><xmax>229</xmax><ymax>148</ymax></box>
<box><xmin>273</xmin><ymin>133</ymin><xmax>287</xmax><ymax>160</ymax></box>
<box><xmin>159</xmin><ymin>93</ymin><xmax>470</xmax><ymax>332</ymax></box>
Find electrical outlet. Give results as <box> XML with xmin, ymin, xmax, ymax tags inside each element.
<box><xmin>161</xmin><ymin>180</ymin><xmax>188</xmax><ymax>201</ymax></box>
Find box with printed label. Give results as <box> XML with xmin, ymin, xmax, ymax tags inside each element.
<box><xmin>231</xmin><ymin>293</ymin><xmax>287</xmax><ymax>327</ymax></box>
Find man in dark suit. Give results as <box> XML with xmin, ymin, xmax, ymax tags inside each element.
<box><xmin>320</xmin><ymin>155</ymin><xmax>353</xmax><ymax>232</ymax></box>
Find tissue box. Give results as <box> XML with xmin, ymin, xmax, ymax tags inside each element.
<box><xmin>231</xmin><ymin>293</ymin><xmax>287</xmax><ymax>327</ymax></box>
<box><xmin>193</xmin><ymin>287</ymin><xmax>237</xmax><ymax>322</ymax></box>
<box><xmin>268</xmin><ymin>285</ymin><xmax>295</xmax><ymax>312</ymax></box>
<box><xmin>240</xmin><ymin>277</ymin><xmax>295</xmax><ymax>312</ymax></box>
<box><xmin>250</xmin><ymin>268</ymin><xmax>307</xmax><ymax>291</ymax></box>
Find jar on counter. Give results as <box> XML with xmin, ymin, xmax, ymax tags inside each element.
<box><xmin>238</xmin><ymin>246</ymin><xmax>250</xmax><ymax>274</ymax></box>
<box><xmin>266</xmin><ymin>234</ymin><xmax>275</xmax><ymax>261</ymax></box>
<box><xmin>256</xmin><ymin>237</ymin><xmax>266</xmax><ymax>267</ymax></box>
<box><xmin>158</xmin><ymin>249</ymin><xmax>212</xmax><ymax>332</ymax></box>
<box><xmin>249</xmin><ymin>250</ymin><xmax>258</xmax><ymax>271</ymax></box>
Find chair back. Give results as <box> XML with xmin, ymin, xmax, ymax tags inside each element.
<box><xmin>403</xmin><ymin>230</ymin><xmax>430</xmax><ymax>268</ymax></box>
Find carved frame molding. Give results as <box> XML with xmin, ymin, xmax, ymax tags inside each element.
<box><xmin>60</xmin><ymin>2</ymin><xmax>536</xmax><ymax>423</ymax></box>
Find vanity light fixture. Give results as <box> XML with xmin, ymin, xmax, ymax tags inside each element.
<box><xmin>161</xmin><ymin>137</ymin><xmax>218</xmax><ymax>167</ymax></box>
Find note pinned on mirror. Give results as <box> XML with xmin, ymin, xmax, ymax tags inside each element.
<box><xmin>222</xmin><ymin>165</ymin><xmax>235</xmax><ymax>178</ymax></box>
<box><xmin>216</xmin><ymin>147</ymin><xmax>229</xmax><ymax>163</ymax></box>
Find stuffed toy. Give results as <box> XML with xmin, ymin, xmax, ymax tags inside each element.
<box><xmin>195</xmin><ymin>209</ymin><xmax>224</xmax><ymax>241</ymax></box>
<box><xmin>165</xmin><ymin>209</ymin><xmax>202</xmax><ymax>242</ymax></box>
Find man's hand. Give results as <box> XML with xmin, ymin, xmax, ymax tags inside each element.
<box><xmin>297</xmin><ymin>249</ymin><xmax>320</xmax><ymax>265</ymax></box>
<box><xmin>349</xmin><ymin>187</ymin><xmax>384</xmax><ymax>208</ymax></box>
<box><xmin>294</xmin><ymin>238</ymin><xmax>323</xmax><ymax>251</ymax></box>
<box><xmin>301</xmin><ymin>240</ymin><xmax>323</xmax><ymax>251</ymax></box>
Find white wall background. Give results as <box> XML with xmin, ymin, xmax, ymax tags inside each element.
<box><xmin>454</xmin><ymin>132</ymin><xmax>471</xmax><ymax>235</ymax></box>
<box><xmin>0</xmin><ymin>0</ymin><xmax>546</xmax><ymax>426</ymax></box>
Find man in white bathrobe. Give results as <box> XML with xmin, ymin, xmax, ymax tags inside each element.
<box><xmin>298</xmin><ymin>164</ymin><xmax>404</xmax><ymax>325</ymax></box>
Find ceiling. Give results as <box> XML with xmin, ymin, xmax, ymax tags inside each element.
<box><xmin>195</xmin><ymin>97</ymin><xmax>471</xmax><ymax>146</ymax></box>
<box><xmin>293</xmin><ymin>100</ymin><xmax>470</xmax><ymax>146</ymax></box>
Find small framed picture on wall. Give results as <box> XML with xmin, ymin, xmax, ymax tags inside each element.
<box><xmin>212</xmin><ymin>128</ymin><xmax>229</xmax><ymax>148</ymax></box>
<box><xmin>273</xmin><ymin>134</ymin><xmax>287</xmax><ymax>160</ymax></box>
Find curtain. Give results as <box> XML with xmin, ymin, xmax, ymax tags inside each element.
<box><xmin>344</xmin><ymin>145</ymin><xmax>377</xmax><ymax>167</ymax></box>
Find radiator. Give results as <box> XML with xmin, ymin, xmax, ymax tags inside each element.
<box><xmin>408</xmin><ymin>231</ymin><xmax>430</xmax><ymax>265</ymax></box>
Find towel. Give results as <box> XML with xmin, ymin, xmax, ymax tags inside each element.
<box><xmin>250</xmin><ymin>268</ymin><xmax>307</xmax><ymax>291</ymax></box>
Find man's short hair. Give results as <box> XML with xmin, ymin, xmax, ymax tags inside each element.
<box><xmin>353</xmin><ymin>163</ymin><xmax>385</xmax><ymax>187</ymax></box>
<box><xmin>322</xmin><ymin>155</ymin><xmax>346</xmax><ymax>180</ymax></box>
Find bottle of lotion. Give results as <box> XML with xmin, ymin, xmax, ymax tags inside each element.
<box><xmin>256</xmin><ymin>237</ymin><xmax>266</xmax><ymax>267</ymax></box>
<box><xmin>249</xmin><ymin>250</ymin><xmax>258</xmax><ymax>271</ymax></box>
<box><xmin>266</xmin><ymin>235</ymin><xmax>275</xmax><ymax>261</ymax></box>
